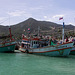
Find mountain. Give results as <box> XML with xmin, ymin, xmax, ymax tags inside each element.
<box><xmin>0</xmin><ymin>18</ymin><xmax>75</xmax><ymax>39</ymax></box>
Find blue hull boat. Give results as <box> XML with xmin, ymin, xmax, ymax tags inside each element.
<box><xmin>19</xmin><ymin>41</ymin><xmax>73</xmax><ymax>57</ymax></box>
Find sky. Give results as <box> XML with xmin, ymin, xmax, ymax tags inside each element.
<box><xmin>0</xmin><ymin>0</ymin><xmax>75</xmax><ymax>26</ymax></box>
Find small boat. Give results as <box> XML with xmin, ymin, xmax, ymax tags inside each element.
<box><xmin>19</xmin><ymin>37</ymin><xmax>73</xmax><ymax>57</ymax></box>
<box><xmin>0</xmin><ymin>27</ymin><xmax>16</xmax><ymax>52</ymax></box>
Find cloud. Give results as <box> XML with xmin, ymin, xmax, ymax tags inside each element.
<box><xmin>68</xmin><ymin>23</ymin><xmax>74</xmax><ymax>25</ymax></box>
<box><xmin>7</xmin><ymin>10</ymin><xmax>32</xmax><ymax>18</ymax></box>
<box><xmin>7</xmin><ymin>10</ymin><xmax>25</xmax><ymax>17</ymax></box>
<box><xmin>0</xmin><ymin>17</ymin><xmax>9</xmax><ymax>25</ymax></box>
<box><xmin>53</xmin><ymin>15</ymin><xmax>64</xmax><ymax>18</ymax></box>
<box><xmin>30</xmin><ymin>7</ymin><xmax>42</xmax><ymax>10</ymax></box>
<box><xmin>0</xmin><ymin>17</ymin><xmax>5</xmax><ymax>21</ymax></box>
<box><xmin>43</xmin><ymin>15</ymin><xmax>64</xmax><ymax>22</ymax></box>
<box><xmin>30</xmin><ymin>6</ymin><xmax>44</xmax><ymax>10</ymax></box>
<box><xmin>44</xmin><ymin>16</ymin><xmax>47</xmax><ymax>19</ymax></box>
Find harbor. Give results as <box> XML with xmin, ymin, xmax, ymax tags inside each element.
<box><xmin>0</xmin><ymin>0</ymin><xmax>75</xmax><ymax>75</ymax></box>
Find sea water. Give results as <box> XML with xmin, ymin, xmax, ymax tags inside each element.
<box><xmin>0</xmin><ymin>52</ymin><xmax>75</xmax><ymax>75</ymax></box>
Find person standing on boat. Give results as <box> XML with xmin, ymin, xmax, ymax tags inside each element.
<box><xmin>66</xmin><ymin>36</ymin><xmax>69</xmax><ymax>42</ymax></box>
<box><xmin>69</xmin><ymin>36</ymin><xmax>72</xmax><ymax>42</ymax></box>
<box><xmin>49</xmin><ymin>37</ymin><xmax>52</xmax><ymax>45</ymax></box>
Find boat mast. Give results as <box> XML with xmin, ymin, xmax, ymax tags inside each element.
<box><xmin>9</xmin><ymin>16</ymin><xmax>12</xmax><ymax>41</ymax></box>
<box><xmin>9</xmin><ymin>26</ymin><xmax>12</xmax><ymax>41</ymax></box>
<box><xmin>59</xmin><ymin>17</ymin><xmax>64</xmax><ymax>43</ymax></box>
<box><xmin>62</xmin><ymin>22</ymin><xmax>65</xmax><ymax>43</ymax></box>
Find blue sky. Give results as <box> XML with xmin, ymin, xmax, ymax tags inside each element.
<box><xmin>0</xmin><ymin>0</ymin><xmax>75</xmax><ymax>26</ymax></box>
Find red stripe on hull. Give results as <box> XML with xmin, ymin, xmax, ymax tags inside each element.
<box><xmin>29</xmin><ymin>47</ymin><xmax>72</xmax><ymax>53</ymax></box>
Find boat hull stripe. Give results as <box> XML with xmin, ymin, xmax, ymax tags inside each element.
<box><xmin>29</xmin><ymin>47</ymin><xmax>72</xmax><ymax>53</ymax></box>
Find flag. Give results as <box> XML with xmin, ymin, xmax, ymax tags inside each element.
<box><xmin>28</xmin><ymin>28</ymin><xmax>30</xmax><ymax>31</ymax></box>
<box><xmin>28</xmin><ymin>28</ymin><xmax>30</xmax><ymax>34</ymax></box>
<box><xmin>59</xmin><ymin>17</ymin><xmax>63</xmax><ymax>20</ymax></box>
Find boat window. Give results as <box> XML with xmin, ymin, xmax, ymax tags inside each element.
<box><xmin>32</xmin><ymin>41</ymin><xmax>33</xmax><ymax>46</ymax></box>
<box><xmin>36</xmin><ymin>41</ymin><xmax>37</xmax><ymax>44</ymax></box>
<box><xmin>37</xmin><ymin>41</ymin><xmax>39</xmax><ymax>44</ymax></box>
<box><xmin>34</xmin><ymin>41</ymin><xmax>35</xmax><ymax>44</ymax></box>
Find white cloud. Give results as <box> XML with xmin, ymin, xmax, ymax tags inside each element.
<box><xmin>46</xmin><ymin>19</ymin><xmax>51</xmax><ymax>21</ymax></box>
<box><xmin>43</xmin><ymin>15</ymin><xmax>64</xmax><ymax>22</ymax></box>
<box><xmin>0</xmin><ymin>17</ymin><xmax>5</xmax><ymax>21</ymax></box>
<box><xmin>53</xmin><ymin>15</ymin><xmax>64</xmax><ymax>18</ymax></box>
<box><xmin>7</xmin><ymin>10</ymin><xmax>32</xmax><ymax>18</ymax></box>
<box><xmin>68</xmin><ymin>23</ymin><xmax>74</xmax><ymax>25</ymax></box>
<box><xmin>0</xmin><ymin>17</ymin><xmax>9</xmax><ymax>25</ymax></box>
<box><xmin>7</xmin><ymin>10</ymin><xmax>25</xmax><ymax>17</ymax></box>
<box><xmin>30</xmin><ymin>6</ymin><xmax>44</xmax><ymax>10</ymax></box>
<box><xmin>44</xmin><ymin>16</ymin><xmax>47</xmax><ymax>19</ymax></box>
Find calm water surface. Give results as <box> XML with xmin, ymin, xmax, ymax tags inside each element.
<box><xmin>0</xmin><ymin>52</ymin><xmax>75</xmax><ymax>75</ymax></box>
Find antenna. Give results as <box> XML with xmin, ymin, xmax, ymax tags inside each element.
<box><xmin>74</xmin><ymin>18</ymin><xmax>75</xmax><ymax>34</ymax></box>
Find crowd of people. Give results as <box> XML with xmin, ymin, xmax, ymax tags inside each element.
<box><xmin>48</xmin><ymin>36</ymin><xmax>75</xmax><ymax>46</ymax></box>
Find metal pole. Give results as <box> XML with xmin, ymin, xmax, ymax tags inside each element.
<box><xmin>9</xmin><ymin>26</ymin><xmax>12</xmax><ymax>41</ymax></box>
<box><xmin>74</xmin><ymin>18</ymin><xmax>75</xmax><ymax>35</ymax></box>
<box><xmin>62</xmin><ymin>22</ymin><xmax>64</xmax><ymax>43</ymax></box>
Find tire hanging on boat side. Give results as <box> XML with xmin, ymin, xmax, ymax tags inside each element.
<box><xmin>26</xmin><ymin>49</ymin><xmax>29</xmax><ymax>53</ymax></box>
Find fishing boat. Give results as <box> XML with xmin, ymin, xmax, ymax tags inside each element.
<box><xmin>0</xmin><ymin>40</ymin><xmax>16</xmax><ymax>52</ymax></box>
<box><xmin>0</xmin><ymin>27</ymin><xmax>16</xmax><ymax>52</ymax></box>
<box><xmin>19</xmin><ymin>37</ymin><xmax>73</xmax><ymax>56</ymax></box>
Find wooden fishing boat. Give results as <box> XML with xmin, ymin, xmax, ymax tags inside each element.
<box><xmin>0</xmin><ymin>27</ymin><xmax>16</xmax><ymax>52</ymax></box>
<box><xmin>19</xmin><ymin>37</ymin><xmax>73</xmax><ymax>56</ymax></box>
<box><xmin>0</xmin><ymin>41</ymin><xmax>15</xmax><ymax>52</ymax></box>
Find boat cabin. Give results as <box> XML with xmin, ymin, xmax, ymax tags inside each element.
<box><xmin>30</xmin><ymin>38</ymin><xmax>40</xmax><ymax>48</ymax></box>
<box><xmin>21</xmin><ymin>37</ymin><xmax>50</xmax><ymax>48</ymax></box>
<box><xmin>39</xmin><ymin>39</ymin><xmax>49</xmax><ymax>47</ymax></box>
<box><xmin>21</xmin><ymin>38</ymin><xmax>30</xmax><ymax>48</ymax></box>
